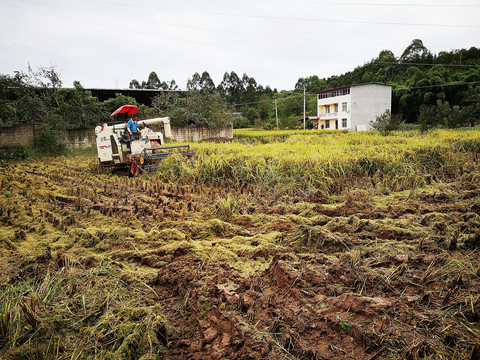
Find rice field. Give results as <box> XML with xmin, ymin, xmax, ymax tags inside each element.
<box><xmin>1</xmin><ymin>128</ymin><xmax>480</xmax><ymax>359</ymax></box>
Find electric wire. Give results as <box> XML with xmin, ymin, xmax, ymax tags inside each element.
<box><xmin>257</xmin><ymin>0</ymin><xmax>479</xmax><ymax>6</ymax></box>
<box><xmin>246</xmin><ymin>0</ymin><xmax>480</xmax><ymax>7</ymax></box>
<box><xmin>376</xmin><ymin>62</ymin><xmax>479</xmax><ymax>67</ymax></box>
<box><xmin>13</xmin><ymin>0</ymin><xmax>440</xmax><ymax>50</ymax></box>
<box><xmin>0</xmin><ymin>34</ymin><xmax>116</xmax><ymax>82</ymax></box>
<box><xmin>77</xmin><ymin>0</ymin><xmax>480</xmax><ymax>28</ymax></box>
<box><xmin>1</xmin><ymin>2</ymin><xmax>366</xmax><ymax>63</ymax></box>
<box><xmin>6</xmin><ymin>0</ymin><xmax>477</xmax><ymax>69</ymax></box>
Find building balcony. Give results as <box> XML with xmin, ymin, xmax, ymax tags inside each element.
<box><xmin>318</xmin><ymin>112</ymin><xmax>338</xmax><ymax>119</ymax></box>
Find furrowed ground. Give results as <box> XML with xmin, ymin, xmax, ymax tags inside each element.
<box><xmin>1</xmin><ymin>129</ymin><xmax>480</xmax><ymax>360</ymax></box>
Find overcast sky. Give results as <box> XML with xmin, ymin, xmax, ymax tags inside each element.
<box><xmin>1</xmin><ymin>0</ymin><xmax>479</xmax><ymax>91</ymax></box>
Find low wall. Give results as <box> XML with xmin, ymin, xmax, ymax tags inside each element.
<box><xmin>170</xmin><ymin>125</ymin><xmax>233</xmax><ymax>142</ymax></box>
<box><xmin>60</xmin><ymin>128</ymin><xmax>96</xmax><ymax>148</ymax></box>
<box><xmin>0</xmin><ymin>124</ymin><xmax>233</xmax><ymax>149</ymax></box>
<box><xmin>0</xmin><ymin>124</ymin><xmax>38</xmax><ymax>149</ymax></box>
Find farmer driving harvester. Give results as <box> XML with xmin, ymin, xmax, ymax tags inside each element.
<box><xmin>127</xmin><ymin>116</ymin><xmax>141</xmax><ymax>139</ymax></box>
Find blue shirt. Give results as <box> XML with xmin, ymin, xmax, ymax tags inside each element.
<box><xmin>127</xmin><ymin>118</ymin><xmax>139</xmax><ymax>133</ymax></box>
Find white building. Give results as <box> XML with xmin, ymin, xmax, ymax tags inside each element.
<box><xmin>315</xmin><ymin>83</ymin><xmax>392</xmax><ymax>131</ymax></box>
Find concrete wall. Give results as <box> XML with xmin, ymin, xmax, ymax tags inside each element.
<box><xmin>351</xmin><ymin>84</ymin><xmax>392</xmax><ymax>131</ymax></box>
<box><xmin>170</xmin><ymin>125</ymin><xmax>233</xmax><ymax>142</ymax></box>
<box><xmin>0</xmin><ymin>124</ymin><xmax>233</xmax><ymax>149</ymax></box>
<box><xmin>60</xmin><ymin>128</ymin><xmax>96</xmax><ymax>147</ymax></box>
<box><xmin>149</xmin><ymin>124</ymin><xmax>233</xmax><ymax>142</ymax></box>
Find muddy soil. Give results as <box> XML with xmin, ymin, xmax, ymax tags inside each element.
<box><xmin>0</xmin><ymin>157</ymin><xmax>480</xmax><ymax>359</ymax></box>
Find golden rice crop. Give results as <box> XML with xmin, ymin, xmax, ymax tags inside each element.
<box><xmin>150</xmin><ymin>129</ymin><xmax>480</xmax><ymax>195</ymax></box>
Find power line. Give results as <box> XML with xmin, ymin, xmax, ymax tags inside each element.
<box><xmin>393</xmin><ymin>81</ymin><xmax>478</xmax><ymax>91</ymax></box>
<box><xmin>0</xmin><ymin>34</ymin><xmax>116</xmax><ymax>82</ymax></box>
<box><xmin>78</xmin><ymin>0</ymin><xmax>480</xmax><ymax>28</ymax></box>
<box><xmin>376</xmin><ymin>61</ymin><xmax>480</xmax><ymax>67</ymax></box>
<box><xmin>7</xmin><ymin>0</ymin><xmax>407</xmax><ymax>49</ymax></box>
<box><xmin>2</xmin><ymin>2</ymin><xmax>366</xmax><ymax>63</ymax></box>
<box><xmin>251</xmin><ymin>0</ymin><xmax>480</xmax><ymax>7</ymax></box>
<box><xmin>7</xmin><ymin>0</ymin><xmax>478</xmax><ymax>73</ymax></box>
<box><xmin>16</xmin><ymin>0</ymin><xmax>440</xmax><ymax>51</ymax></box>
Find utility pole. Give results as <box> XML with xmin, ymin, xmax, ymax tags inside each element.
<box><xmin>275</xmin><ymin>99</ymin><xmax>278</xmax><ymax>130</ymax></box>
<box><xmin>303</xmin><ymin>86</ymin><xmax>306</xmax><ymax>130</ymax></box>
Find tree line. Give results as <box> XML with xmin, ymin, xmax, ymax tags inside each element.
<box><xmin>0</xmin><ymin>39</ymin><xmax>479</xmax><ymax>132</ymax></box>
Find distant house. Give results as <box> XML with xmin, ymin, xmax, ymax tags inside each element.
<box><xmin>316</xmin><ymin>83</ymin><xmax>392</xmax><ymax>131</ymax></box>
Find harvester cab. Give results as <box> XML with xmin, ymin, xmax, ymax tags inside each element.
<box><xmin>95</xmin><ymin>105</ymin><xmax>193</xmax><ymax>176</ymax></box>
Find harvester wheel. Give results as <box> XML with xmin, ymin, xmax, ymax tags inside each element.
<box><xmin>130</xmin><ymin>162</ymin><xmax>140</xmax><ymax>177</ymax></box>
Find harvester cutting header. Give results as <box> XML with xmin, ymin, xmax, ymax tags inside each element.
<box><xmin>95</xmin><ymin>105</ymin><xmax>193</xmax><ymax>176</ymax></box>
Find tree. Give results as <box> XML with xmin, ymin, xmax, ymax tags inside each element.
<box><xmin>153</xmin><ymin>90</ymin><xmax>233</xmax><ymax>128</ymax></box>
<box><xmin>257</xmin><ymin>94</ymin><xmax>272</xmax><ymax>120</ymax></box>
<box><xmin>400</xmin><ymin>39</ymin><xmax>432</xmax><ymax>63</ymax></box>
<box><xmin>186</xmin><ymin>72</ymin><xmax>202</xmax><ymax>91</ymax></box>
<box><xmin>129</xmin><ymin>79</ymin><xmax>141</xmax><ymax>89</ymax></box>
<box><xmin>101</xmin><ymin>93</ymin><xmax>138</xmax><ymax>116</ymax></box>
<box><xmin>241</xmin><ymin>106</ymin><xmax>259</xmax><ymax>123</ymax></box>
<box><xmin>130</xmin><ymin>72</ymin><xmax>175</xmax><ymax>90</ymax></box>
<box><xmin>294</xmin><ymin>75</ymin><xmax>326</xmax><ymax>93</ymax></box>
<box><xmin>0</xmin><ymin>74</ymin><xmax>22</xmax><ymax>126</ymax></box>
<box><xmin>187</xmin><ymin>71</ymin><xmax>215</xmax><ymax>93</ymax></box>
<box><xmin>167</xmin><ymin>79</ymin><xmax>179</xmax><ymax>90</ymax></box>
<box><xmin>217</xmin><ymin>71</ymin><xmax>243</xmax><ymax>104</ymax></box>
<box><xmin>200</xmin><ymin>72</ymin><xmax>216</xmax><ymax>93</ymax></box>
<box><xmin>1</xmin><ymin>65</ymin><xmax>63</xmax><ymax>127</ymax></box>
<box><xmin>370</xmin><ymin>110</ymin><xmax>402</xmax><ymax>136</ymax></box>
<box><xmin>461</xmin><ymin>103</ymin><xmax>480</xmax><ymax>127</ymax></box>
<box><xmin>56</xmin><ymin>81</ymin><xmax>103</xmax><ymax>128</ymax></box>
<box><xmin>242</xmin><ymin>73</ymin><xmax>258</xmax><ymax>103</ymax></box>
<box><xmin>418</xmin><ymin>104</ymin><xmax>438</xmax><ymax>133</ymax></box>
<box><xmin>361</xmin><ymin>70</ymin><xmax>374</xmax><ymax>82</ymax></box>
<box><xmin>275</xmin><ymin>91</ymin><xmax>303</xmax><ymax>118</ymax></box>
<box><xmin>144</xmin><ymin>72</ymin><xmax>166</xmax><ymax>89</ymax></box>
<box><xmin>377</xmin><ymin>49</ymin><xmax>397</xmax><ymax>64</ymax></box>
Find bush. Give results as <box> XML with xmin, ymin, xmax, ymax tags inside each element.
<box><xmin>34</xmin><ymin>124</ymin><xmax>66</xmax><ymax>155</ymax></box>
<box><xmin>0</xmin><ymin>146</ymin><xmax>36</xmax><ymax>163</ymax></box>
<box><xmin>233</xmin><ymin>115</ymin><xmax>251</xmax><ymax>129</ymax></box>
<box><xmin>370</xmin><ymin>110</ymin><xmax>402</xmax><ymax>136</ymax></box>
<box><xmin>262</xmin><ymin>120</ymin><xmax>275</xmax><ymax>130</ymax></box>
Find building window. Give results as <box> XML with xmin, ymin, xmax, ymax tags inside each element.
<box><xmin>318</xmin><ymin>87</ymin><xmax>350</xmax><ymax>99</ymax></box>
<box><xmin>325</xmin><ymin>105</ymin><xmax>330</xmax><ymax>113</ymax></box>
<box><xmin>325</xmin><ymin>120</ymin><xmax>330</xmax><ymax>129</ymax></box>
<box><xmin>342</xmin><ymin>118</ymin><xmax>347</xmax><ymax>128</ymax></box>
<box><xmin>335</xmin><ymin>104</ymin><xmax>338</xmax><ymax>112</ymax></box>
<box><xmin>342</xmin><ymin>102</ymin><xmax>347</xmax><ymax>111</ymax></box>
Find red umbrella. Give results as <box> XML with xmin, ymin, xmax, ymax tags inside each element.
<box><xmin>110</xmin><ymin>105</ymin><xmax>139</xmax><ymax>118</ymax></box>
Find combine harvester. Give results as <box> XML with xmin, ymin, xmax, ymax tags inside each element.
<box><xmin>95</xmin><ymin>105</ymin><xmax>193</xmax><ymax>176</ymax></box>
